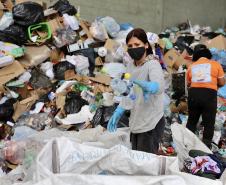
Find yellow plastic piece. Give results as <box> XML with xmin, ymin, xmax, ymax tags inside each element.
<box><xmin>124</xmin><ymin>73</ymin><xmax>131</xmax><ymax>80</ymax></box>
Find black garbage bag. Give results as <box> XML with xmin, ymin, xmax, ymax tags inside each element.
<box><xmin>158</xmin><ymin>32</ymin><xmax>170</xmax><ymax>39</ymax></box>
<box><xmin>178</xmin><ymin>22</ymin><xmax>189</xmax><ymax>31</ymax></box>
<box><xmin>0</xmin><ymin>24</ymin><xmax>27</xmax><ymax>45</ymax></box>
<box><xmin>202</xmin><ymin>32</ymin><xmax>220</xmax><ymax>39</ymax></box>
<box><xmin>12</xmin><ymin>2</ymin><xmax>44</xmax><ymax>27</ymax></box>
<box><xmin>91</xmin><ymin>105</ymin><xmax>129</xmax><ymax>128</ymax></box>
<box><xmin>72</xmin><ymin>48</ymin><xmax>97</xmax><ymax>77</ymax></box>
<box><xmin>172</xmin><ymin>72</ymin><xmax>186</xmax><ymax>100</ymax></box>
<box><xmin>53</xmin><ymin>61</ymin><xmax>75</xmax><ymax>80</ymax></box>
<box><xmin>64</xmin><ymin>92</ymin><xmax>89</xmax><ymax>114</ymax></box>
<box><xmin>174</xmin><ymin>35</ymin><xmax>194</xmax><ymax>53</ymax></box>
<box><xmin>0</xmin><ymin>99</ymin><xmax>17</xmax><ymax>122</ymax></box>
<box><xmin>50</xmin><ymin>0</ymin><xmax>77</xmax><ymax>16</ymax></box>
<box><xmin>30</xmin><ymin>68</ymin><xmax>52</xmax><ymax>89</ymax></box>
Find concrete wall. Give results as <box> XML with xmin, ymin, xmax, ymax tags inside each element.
<box><xmin>46</xmin><ymin>0</ymin><xmax>226</xmax><ymax>33</ymax></box>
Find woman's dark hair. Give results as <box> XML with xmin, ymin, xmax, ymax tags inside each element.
<box><xmin>126</xmin><ymin>28</ymin><xmax>153</xmax><ymax>55</ymax></box>
<box><xmin>192</xmin><ymin>44</ymin><xmax>212</xmax><ymax>61</ymax></box>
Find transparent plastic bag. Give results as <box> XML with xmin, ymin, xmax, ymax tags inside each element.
<box><xmin>90</xmin><ymin>20</ymin><xmax>108</xmax><ymax>41</ymax></box>
<box><xmin>99</xmin><ymin>16</ymin><xmax>120</xmax><ymax>38</ymax></box>
<box><xmin>63</xmin><ymin>14</ymin><xmax>79</xmax><ymax>30</ymax></box>
<box><xmin>53</xmin><ymin>28</ymin><xmax>78</xmax><ymax>48</ymax></box>
<box><xmin>16</xmin><ymin>113</ymin><xmax>54</xmax><ymax>131</ymax></box>
<box><xmin>0</xmin><ymin>139</ymin><xmax>43</xmax><ymax>166</ymax></box>
<box><xmin>0</xmin><ymin>12</ymin><xmax>14</xmax><ymax>31</ymax></box>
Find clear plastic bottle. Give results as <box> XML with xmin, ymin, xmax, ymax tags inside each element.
<box><xmin>110</xmin><ymin>73</ymin><xmax>136</xmax><ymax>101</ymax></box>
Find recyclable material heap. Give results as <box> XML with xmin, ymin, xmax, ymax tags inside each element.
<box><xmin>0</xmin><ymin>0</ymin><xmax>225</xmax><ymax>185</ymax></box>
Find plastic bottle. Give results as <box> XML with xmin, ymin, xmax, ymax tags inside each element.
<box><xmin>110</xmin><ymin>73</ymin><xmax>136</xmax><ymax>100</ymax></box>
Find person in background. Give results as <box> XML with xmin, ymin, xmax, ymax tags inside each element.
<box><xmin>107</xmin><ymin>28</ymin><xmax>165</xmax><ymax>154</ymax></box>
<box><xmin>186</xmin><ymin>44</ymin><xmax>225</xmax><ymax>149</ymax></box>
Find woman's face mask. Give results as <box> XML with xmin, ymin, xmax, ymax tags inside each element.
<box><xmin>127</xmin><ymin>37</ymin><xmax>147</xmax><ymax>61</ymax></box>
<box><xmin>127</xmin><ymin>47</ymin><xmax>145</xmax><ymax>61</ymax></box>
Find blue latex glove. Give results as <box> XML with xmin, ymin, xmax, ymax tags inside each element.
<box><xmin>133</xmin><ymin>80</ymin><xmax>159</xmax><ymax>94</ymax></box>
<box><xmin>107</xmin><ymin>106</ymin><xmax>125</xmax><ymax>132</ymax></box>
<box><xmin>133</xmin><ymin>80</ymin><xmax>159</xmax><ymax>101</ymax></box>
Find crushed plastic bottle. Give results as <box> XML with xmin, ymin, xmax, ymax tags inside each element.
<box><xmin>110</xmin><ymin>73</ymin><xmax>136</xmax><ymax>101</ymax></box>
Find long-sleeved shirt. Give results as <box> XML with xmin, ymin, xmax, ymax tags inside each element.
<box><xmin>120</xmin><ymin>54</ymin><xmax>165</xmax><ymax>133</ymax></box>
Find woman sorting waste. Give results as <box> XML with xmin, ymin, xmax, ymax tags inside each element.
<box><xmin>107</xmin><ymin>28</ymin><xmax>165</xmax><ymax>154</ymax></box>
<box><xmin>186</xmin><ymin>44</ymin><xmax>225</xmax><ymax>149</ymax></box>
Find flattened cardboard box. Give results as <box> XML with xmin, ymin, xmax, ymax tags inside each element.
<box><xmin>0</xmin><ymin>85</ymin><xmax>6</xmax><ymax>93</ymax></box>
<box><xmin>80</xmin><ymin>20</ymin><xmax>93</xmax><ymax>39</ymax></box>
<box><xmin>48</xmin><ymin>16</ymin><xmax>64</xmax><ymax>34</ymax></box>
<box><xmin>163</xmin><ymin>49</ymin><xmax>180</xmax><ymax>69</ymax></box>
<box><xmin>206</xmin><ymin>35</ymin><xmax>226</xmax><ymax>50</ymax></box>
<box><xmin>89</xmin><ymin>74</ymin><xmax>111</xmax><ymax>86</ymax></box>
<box><xmin>0</xmin><ymin>2</ymin><xmax>5</xmax><ymax>18</ymax></box>
<box><xmin>19</xmin><ymin>45</ymin><xmax>51</xmax><ymax>67</ymax></box>
<box><xmin>173</xmin><ymin>55</ymin><xmax>192</xmax><ymax>70</ymax></box>
<box><xmin>0</xmin><ymin>61</ymin><xmax>25</xmax><ymax>85</ymax></box>
<box><xmin>13</xmin><ymin>95</ymin><xmax>39</xmax><ymax>121</ymax></box>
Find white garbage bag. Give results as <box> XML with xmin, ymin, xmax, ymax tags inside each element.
<box><xmin>170</xmin><ymin>123</ymin><xmax>225</xmax><ymax>185</ymax></box>
<box><xmin>35</xmin><ymin>138</ymin><xmax>179</xmax><ymax>181</ymax></box>
<box><xmin>14</xmin><ymin>174</ymin><xmax>186</xmax><ymax>185</ymax></box>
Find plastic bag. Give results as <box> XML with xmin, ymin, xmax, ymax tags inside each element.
<box><xmin>55</xmin><ymin>105</ymin><xmax>93</xmax><ymax>125</ymax></box>
<box><xmin>53</xmin><ymin>28</ymin><xmax>78</xmax><ymax>48</ymax></box>
<box><xmin>72</xmin><ymin>48</ymin><xmax>96</xmax><ymax>76</ymax></box>
<box><xmin>64</xmin><ymin>92</ymin><xmax>88</xmax><ymax>114</ymax></box>
<box><xmin>40</xmin><ymin>62</ymin><xmax>54</xmax><ymax>80</ymax></box>
<box><xmin>175</xmin><ymin>36</ymin><xmax>194</xmax><ymax>53</ymax></box>
<box><xmin>0</xmin><ymin>12</ymin><xmax>14</xmax><ymax>31</ymax></box>
<box><xmin>172</xmin><ymin>72</ymin><xmax>186</xmax><ymax>100</ymax></box>
<box><xmin>102</xmin><ymin>63</ymin><xmax>126</xmax><ymax>78</ymax></box>
<box><xmin>164</xmin><ymin>93</ymin><xmax>171</xmax><ymax>110</ymax></box>
<box><xmin>171</xmin><ymin>123</ymin><xmax>212</xmax><ymax>168</ymax></box>
<box><xmin>53</xmin><ymin>61</ymin><xmax>75</xmax><ymax>80</ymax></box>
<box><xmin>90</xmin><ymin>20</ymin><xmax>108</xmax><ymax>41</ymax></box>
<box><xmin>17</xmin><ymin>174</ymin><xmax>187</xmax><ymax>185</ymax></box>
<box><xmin>99</xmin><ymin>16</ymin><xmax>120</xmax><ymax>38</ymax></box>
<box><xmin>210</xmin><ymin>48</ymin><xmax>226</xmax><ymax>71</ymax></box>
<box><xmin>0</xmin><ymin>139</ymin><xmax>43</xmax><ymax>166</ymax></box>
<box><xmin>0</xmin><ymin>55</ymin><xmax>14</xmax><ymax>68</ymax></box>
<box><xmin>12</xmin><ymin>126</ymin><xmax>38</xmax><ymax>141</ymax></box>
<box><xmin>147</xmin><ymin>32</ymin><xmax>159</xmax><ymax>45</ymax></box>
<box><xmin>91</xmin><ymin>105</ymin><xmax>129</xmax><ymax>128</ymax></box>
<box><xmin>30</xmin><ymin>68</ymin><xmax>52</xmax><ymax>89</ymax></box>
<box><xmin>218</xmin><ymin>85</ymin><xmax>226</xmax><ymax>98</ymax></box>
<box><xmin>0</xmin><ymin>99</ymin><xmax>16</xmax><ymax>122</ymax></box>
<box><xmin>12</xmin><ymin>2</ymin><xmax>44</xmax><ymax>27</ymax></box>
<box><xmin>36</xmin><ymin>139</ymin><xmax>178</xmax><ymax>179</ymax></box>
<box><xmin>63</xmin><ymin>14</ymin><xmax>79</xmax><ymax>30</ymax></box>
<box><xmin>120</xmin><ymin>23</ymin><xmax>133</xmax><ymax>31</ymax></box>
<box><xmin>17</xmin><ymin>113</ymin><xmax>54</xmax><ymax>131</ymax></box>
<box><xmin>0</xmin><ymin>24</ymin><xmax>28</xmax><ymax>46</ymax></box>
<box><xmin>66</xmin><ymin>55</ymin><xmax>89</xmax><ymax>75</ymax></box>
<box><xmin>0</xmin><ymin>41</ymin><xmax>24</xmax><ymax>58</ymax></box>
<box><xmin>50</xmin><ymin>0</ymin><xmax>77</xmax><ymax>16</ymax></box>
<box><xmin>105</xmin><ymin>45</ymin><xmax>125</xmax><ymax>63</ymax></box>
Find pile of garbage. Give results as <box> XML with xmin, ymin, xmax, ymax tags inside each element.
<box><xmin>0</xmin><ymin>0</ymin><xmax>225</xmax><ymax>184</ymax></box>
